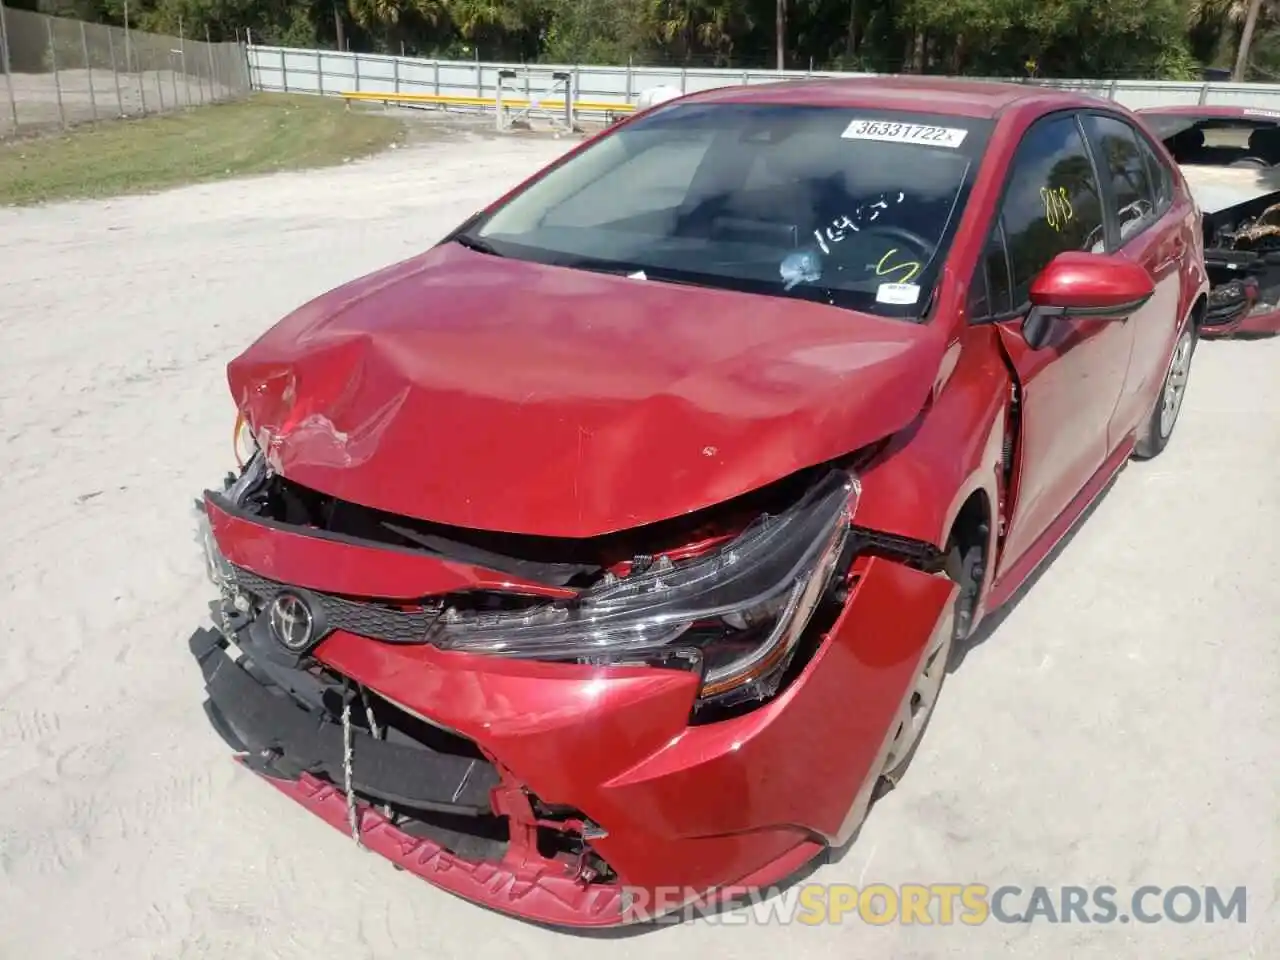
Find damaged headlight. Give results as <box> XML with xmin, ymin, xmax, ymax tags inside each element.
<box><xmin>433</xmin><ymin>470</ymin><xmax>856</xmax><ymax>709</ymax></box>
<box><xmin>233</xmin><ymin>411</ymin><xmax>258</xmax><ymax>468</ymax></box>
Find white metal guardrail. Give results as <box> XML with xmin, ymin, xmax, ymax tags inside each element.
<box><xmin>245</xmin><ymin>43</ymin><xmax>1280</xmax><ymax>120</ymax></box>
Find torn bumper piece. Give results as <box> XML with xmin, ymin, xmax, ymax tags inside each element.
<box><xmin>259</xmin><ymin>771</ymin><xmax>826</xmax><ymax>927</ymax></box>
<box><xmin>263</xmin><ymin>772</ymin><xmax>632</xmax><ymax>926</ymax></box>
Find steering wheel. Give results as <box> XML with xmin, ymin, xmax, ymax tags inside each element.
<box><xmin>844</xmin><ymin>224</ymin><xmax>936</xmax><ymax>283</ymax></box>
<box><xmin>854</xmin><ymin>223</ymin><xmax>934</xmax><ymax>256</ymax></box>
<box><xmin>1230</xmin><ymin>157</ymin><xmax>1271</xmax><ymax>168</ymax></box>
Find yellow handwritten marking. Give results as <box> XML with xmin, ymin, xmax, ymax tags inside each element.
<box><xmin>1041</xmin><ymin>186</ymin><xmax>1074</xmax><ymax>232</ymax></box>
<box><xmin>875</xmin><ymin>247</ymin><xmax>922</xmax><ymax>283</ymax></box>
<box><xmin>1058</xmin><ymin>188</ymin><xmax>1074</xmax><ymax>223</ymax></box>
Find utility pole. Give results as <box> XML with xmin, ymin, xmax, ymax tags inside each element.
<box><xmin>1234</xmin><ymin>0</ymin><xmax>1264</xmax><ymax>82</ymax></box>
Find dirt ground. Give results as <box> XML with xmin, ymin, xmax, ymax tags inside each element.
<box><xmin>0</xmin><ymin>130</ymin><xmax>1276</xmax><ymax>960</ymax></box>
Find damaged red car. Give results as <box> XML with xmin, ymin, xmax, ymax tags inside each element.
<box><xmin>191</xmin><ymin>77</ymin><xmax>1207</xmax><ymax>928</ymax></box>
<box><xmin>1139</xmin><ymin>104</ymin><xmax>1280</xmax><ymax>335</ymax></box>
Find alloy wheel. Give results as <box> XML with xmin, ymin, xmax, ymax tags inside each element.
<box><xmin>1159</xmin><ymin>328</ymin><xmax>1194</xmax><ymax>439</ymax></box>
<box><xmin>882</xmin><ymin>612</ymin><xmax>954</xmax><ymax>783</ymax></box>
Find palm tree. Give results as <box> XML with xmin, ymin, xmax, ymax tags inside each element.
<box><xmin>1188</xmin><ymin>0</ymin><xmax>1275</xmax><ymax>80</ymax></box>
<box><xmin>1188</xmin><ymin>0</ymin><xmax>1266</xmax><ymax>26</ymax></box>
<box><xmin>1235</xmin><ymin>0</ymin><xmax>1265</xmax><ymax>78</ymax></box>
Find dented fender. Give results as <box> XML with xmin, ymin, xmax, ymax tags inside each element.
<box><xmin>853</xmin><ymin>326</ymin><xmax>1010</xmax><ymax>563</ymax></box>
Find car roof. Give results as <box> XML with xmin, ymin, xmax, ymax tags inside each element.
<box><xmin>679</xmin><ymin>75</ymin><xmax>1114</xmax><ymax>120</ymax></box>
<box><xmin>1138</xmin><ymin>104</ymin><xmax>1280</xmax><ymax>119</ymax></box>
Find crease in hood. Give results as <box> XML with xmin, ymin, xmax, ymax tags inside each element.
<box><xmin>228</xmin><ymin>242</ymin><xmax>948</xmax><ymax>538</ymax></box>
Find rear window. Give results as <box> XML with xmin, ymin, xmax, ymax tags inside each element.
<box><xmin>1144</xmin><ymin>113</ymin><xmax>1280</xmax><ymax>166</ymax></box>
<box><xmin>468</xmin><ymin>103</ymin><xmax>994</xmax><ymax>320</ymax></box>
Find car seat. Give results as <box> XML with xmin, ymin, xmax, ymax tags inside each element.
<box><xmin>1168</xmin><ymin>127</ymin><xmax>1205</xmax><ymax>162</ymax></box>
<box><xmin>1247</xmin><ymin>127</ymin><xmax>1280</xmax><ymax>165</ymax></box>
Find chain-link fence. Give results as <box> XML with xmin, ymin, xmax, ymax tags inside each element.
<box><xmin>0</xmin><ymin>5</ymin><xmax>251</xmax><ymax>139</ymax></box>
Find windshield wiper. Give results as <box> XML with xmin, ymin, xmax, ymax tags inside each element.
<box><xmin>452</xmin><ymin>234</ymin><xmax>503</xmax><ymax>257</ymax></box>
<box><xmin>556</xmin><ymin>256</ymin><xmax>710</xmax><ymax>286</ymax></box>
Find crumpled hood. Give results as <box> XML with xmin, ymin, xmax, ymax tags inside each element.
<box><xmin>227</xmin><ymin>242</ymin><xmax>947</xmax><ymax>538</ymax></box>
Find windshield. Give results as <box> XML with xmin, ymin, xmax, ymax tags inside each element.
<box><xmin>463</xmin><ymin>102</ymin><xmax>994</xmax><ymax>320</ymax></box>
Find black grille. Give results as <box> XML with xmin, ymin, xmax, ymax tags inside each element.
<box><xmin>190</xmin><ymin>626</ymin><xmax>500</xmax><ymax>817</ymax></box>
<box><xmin>231</xmin><ymin>566</ymin><xmax>443</xmax><ymax>645</ymax></box>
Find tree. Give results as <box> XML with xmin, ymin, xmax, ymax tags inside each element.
<box><xmin>17</xmin><ymin>0</ymin><xmax>1215</xmax><ymax>78</ymax></box>
<box><xmin>1234</xmin><ymin>0</ymin><xmax>1265</xmax><ymax>78</ymax></box>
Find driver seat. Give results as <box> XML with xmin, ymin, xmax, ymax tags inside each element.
<box><xmin>1247</xmin><ymin>127</ymin><xmax>1280</xmax><ymax>165</ymax></box>
<box><xmin>1168</xmin><ymin>127</ymin><xmax>1205</xmax><ymax>162</ymax></box>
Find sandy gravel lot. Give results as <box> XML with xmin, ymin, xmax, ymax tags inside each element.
<box><xmin>0</xmin><ymin>131</ymin><xmax>1276</xmax><ymax>960</ymax></box>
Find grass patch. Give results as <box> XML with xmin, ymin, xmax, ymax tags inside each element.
<box><xmin>0</xmin><ymin>93</ymin><xmax>405</xmax><ymax>206</ymax></box>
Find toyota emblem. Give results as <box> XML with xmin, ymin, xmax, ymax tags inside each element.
<box><xmin>268</xmin><ymin>592</ymin><xmax>315</xmax><ymax>652</ymax></box>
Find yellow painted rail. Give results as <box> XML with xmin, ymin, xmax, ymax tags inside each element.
<box><xmin>339</xmin><ymin>90</ymin><xmax>636</xmax><ymax>114</ymax></box>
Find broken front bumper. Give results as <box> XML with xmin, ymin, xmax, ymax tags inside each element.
<box><xmin>191</xmin><ymin>497</ymin><xmax>956</xmax><ymax>928</ymax></box>
<box><xmin>1200</xmin><ymin>282</ymin><xmax>1280</xmax><ymax>337</ymax></box>
<box><xmin>189</xmin><ymin>622</ymin><xmax>635</xmax><ymax>925</ymax></box>
<box><xmin>1201</xmin><ymin>250</ymin><xmax>1280</xmax><ymax>337</ymax></box>
<box><xmin>1216</xmin><ymin>305</ymin><xmax>1280</xmax><ymax>336</ymax></box>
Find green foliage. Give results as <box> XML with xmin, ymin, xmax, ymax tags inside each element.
<box><xmin>538</xmin><ymin>0</ymin><xmax>650</xmax><ymax>63</ymax></box>
<box><xmin>25</xmin><ymin>0</ymin><xmax>1229</xmax><ymax>79</ymax></box>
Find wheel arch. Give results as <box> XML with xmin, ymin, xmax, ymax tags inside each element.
<box><xmin>942</xmin><ymin>487</ymin><xmax>997</xmax><ymax>639</ymax></box>
<box><xmin>1189</xmin><ymin>291</ymin><xmax>1207</xmax><ymax>331</ymax></box>
<box><xmin>945</xmin><ymin>488</ymin><xmax>993</xmax><ymax>554</ymax></box>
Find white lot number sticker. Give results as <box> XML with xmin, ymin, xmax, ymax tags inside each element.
<box><xmin>842</xmin><ymin>118</ymin><xmax>968</xmax><ymax>148</ymax></box>
<box><xmin>876</xmin><ymin>282</ymin><xmax>921</xmax><ymax>305</ymax></box>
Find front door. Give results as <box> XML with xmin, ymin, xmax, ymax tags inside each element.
<box><xmin>986</xmin><ymin>112</ymin><xmax>1136</xmax><ymax>578</ymax></box>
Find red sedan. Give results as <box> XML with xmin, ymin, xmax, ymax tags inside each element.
<box><xmin>192</xmin><ymin>77</ymin><xmax>1207</xmax><ymax>928</ymax></box>
<box><xmin>1138</xmin><ymin>103</ymin><xmax>1280</xmax><ymax>336</ymax></box>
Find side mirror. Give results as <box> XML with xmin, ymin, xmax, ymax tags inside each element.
<box><xmin>1022</xmin><ymin>251</ymin><xmax>1155</xmax><ymax>350</ymax></box>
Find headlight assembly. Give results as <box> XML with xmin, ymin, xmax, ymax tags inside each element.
<box><xmin>432</xmin><ymin>470</ymin><xmax>856</xmax><ymax>710</ymax></box>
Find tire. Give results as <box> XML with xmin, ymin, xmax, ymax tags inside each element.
<box><xmin>879</xmin><ymin>541</ymin><xmax>981</xmax><ymax>786</ymax></box>
<box><xmin>1134</xmin><ymin>318</ymin><xmax>1198</xmax><ymax>460</ymax></box>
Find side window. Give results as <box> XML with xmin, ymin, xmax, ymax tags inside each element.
<box><xmin>968</xmin><ymin>248</ymin><xmax>991</xmax><ymax>320</ymax></box>
<box><xmin>968</xmin><ymin>218</ymin><xmax>1014</xmax><ymax>320</ymax></box>
<box><xmin>1085</xmin><ymin>113</ymin><xmax>1159</xmax><ymax>244</ymax></box>
<box><xmin>1136</xmin><ymin>130</ymin><xmax>1173</xmax><ymax>212</ymax></box>
<box><xmin>986</xmin><ymin>219</ymin><xmax>1014</xmax><ymax>315</ymax></box>
<box><xmin>999</xmin><ymin>113</ymin><xmax>1106</xmax><ymax>307</ymax></box>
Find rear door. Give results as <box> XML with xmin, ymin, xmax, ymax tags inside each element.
<box><xmin>1079</xmin><ymin>111</ymin><xmax>1187</xmax><ymax>445</ymax></box>
<box><xmin>978</xmin><ymin>112</ymin><xmax>1136</xmax><ymax>578</ymax></box>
